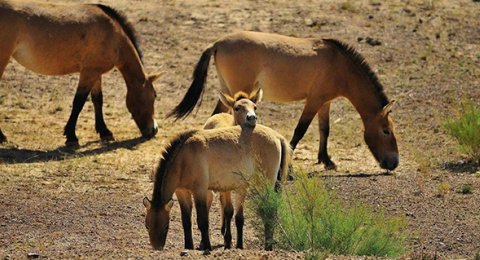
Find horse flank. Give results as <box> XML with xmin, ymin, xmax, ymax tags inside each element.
<box><xmin>94</xmin><ymin>4</ymin><xmax>143</xmax><ymax>63</ymax></box>
<box><xmin>322</xmin><ymin>38</ymin><xmax>389</xmax><ymax>107</ymax></box>
<box><xmin>152</xmin><ymin>130</ymin><xmax>198</xmax><ymax>207</ymax></box>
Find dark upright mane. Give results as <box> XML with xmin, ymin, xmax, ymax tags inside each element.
<box><xmin>323</xmin><ymin>39</ymin><xmax>389</xmax><ymax>107</ymax></box>
<box><xmin>95</xmin><ymin>4</ymin><xmax>143</xmax><ymax>63</ymax></box>
<box><xmin>151</xmin><ymin>130</ymin><xmax>198</xmax><ymax>207</ymax></box>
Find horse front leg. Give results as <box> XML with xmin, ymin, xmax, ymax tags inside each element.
<box><xmin>0</xmin><ymin>129</ymin><xmax>6</xmax><ymax>143</ymax></box>
<box><xmin>90</xmin><ymin>77</ymin><xmax>114</xmax><ymax>142</ymax></box>
<box><xmin>63</xmin><ymin>73</ymin><xmax>98</xmax><ymax>147</ymax></box>
<box><xmin>175</xmin><ymin>190</ymin><xmax>194</xmax><ymax>249</ymax></box>
<box><xmin>317</xmin><ymin>102</ymin><xmax>336</xmax><ymax>170</ymax></box>
<box><xmin>235</xmin><ymin>205</ymin><xmax>245</xmax><ymax>249</ymax></box>
<box><xmin>289</xmin><ymin>99</ymin><xmax>323</xmax><ymax>150</ymax></box>
<box><xmin>193</xmin><ymin>192</ymin><xmax>211</xmax><ymax>251</ymax></box>
<box><xmin>220</xmin><ymin>192</ymin><xmax>234</xmax><ymax>249</ymax></box>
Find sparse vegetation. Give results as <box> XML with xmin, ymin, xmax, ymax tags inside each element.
<box><xmin>444</xmin><ymin>101</ymin><xmax>480</xmax><ymax>163</ymax></box>
<box><xmin>437</xmin><ymin>181</ymin><xmax>451</xmax><ymax>197</ymax></box>
<box><xmin>248</xmin><ymin>172</ymin><xmax>408</xmax><ymax>257</ymax></box>
<box><xmin>458</xmin><ymin>184</ymin><xmax>473</xmax><ymax>194</ymax></box>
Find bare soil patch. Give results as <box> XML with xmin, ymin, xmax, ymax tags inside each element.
<box><xmin>1</xmin><ymin>0</ymin><xmax>479</xmax><ymax>258</ymax></box>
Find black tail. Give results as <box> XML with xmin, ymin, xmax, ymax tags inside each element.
<box><xmin>168</xmin><ymin>45</ymin><xmax>215</xmax><ymax>119</ymax></box>
<box><xmin>275</xmin><ymin>138</ymin><xmax>291</xmax><ymax>193</ymax></box>
<box><xmin>95</xmin><ymin>4</ymin><xmax>143</xmax><ymax>63</ymax></box>
<box><xmin>151</xmin><ymin>130</ymin><xmax>197</xmax><ymax>207</ymax></box>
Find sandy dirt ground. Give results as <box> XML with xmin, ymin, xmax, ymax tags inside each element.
<box><xmin>1</xmin><ymin>0</ymin><xmax>479</xmax><ymax>258</ymax></box>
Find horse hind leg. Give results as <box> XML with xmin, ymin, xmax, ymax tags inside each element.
<box><xmin>0</xmin><ymin>39</ymin><xmax>16</xmax><ymax>143</ymax></box>
<box><xmin>211</xmin><ymin>72</ymin><xmax>230</xmax><ymax>115</ymax></box>
<box><xmin>317</xmin><ymin>102</ymin><xmax>336</xmax><ymax>170</ymax></box>
<box><xmin>90</xmin><ymin>77</ymin><xmax>114</xmax><ymax>142</ymax></box>
<box><xmin>63</xmin><ymin>72</ymin><xmax>99</xmax><ymax>147</ymax></box>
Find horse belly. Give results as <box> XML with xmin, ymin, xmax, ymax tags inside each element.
<box><xmin>13</xmin><ymin>38</ymin><xmax>82</xmax><ymax>75</ymax></box>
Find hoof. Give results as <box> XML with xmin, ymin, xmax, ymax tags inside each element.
<box><xmin>65</xmin><ymin>140</ymin><xmax>80</xmax><ymax>149</ymax></box>
<box><xmin>100</xmin><ymin>135</ymin><xmax>115</xmax><ymax>143</ymax></box>
<box><xmin>324</xmin><ymin>163</ymin><xmax>337</xmax><ymax>171</ymax></box>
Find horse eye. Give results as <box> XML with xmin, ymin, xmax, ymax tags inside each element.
<box><xmin>254</xmin><ymin>106</ymin><xmax>257</xmax><ymax>110</ymax></box>
<box><xmin>383</xmin><ymin>129</ymin><xmax>390</xmax><ymax>136</ymax></box>
<box><xmin>234</xmin><ymin>106</ymin><xmax>240</xmax><ymax>111</ymax></box>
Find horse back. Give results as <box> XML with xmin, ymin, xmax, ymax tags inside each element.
<box><xmin>177</xmin><ymin>127</ymin><xmax>282</xmax><ymax>192</ymax></box>
<box><xmin>3</xmin><ymin>1</ymin><xmax>124</xmax><ymax>75</ymax></box>
<box><xmin>214</xmin><ymin>31</ymin><xmax>338</xmax><ymax>102</ymax></box>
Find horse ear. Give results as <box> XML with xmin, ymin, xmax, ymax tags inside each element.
<box><xmin>219</xmin><ymin>92</ymin><xmax>235</xmax><ymax>109</ymax></box>
<box><xmin>147</xmin><ymin>72</ymin><xmax>162</xmax><ymax>83</ymax></box>
<box><xmin>165</xmin><ymin>199</ymin><xmax>174</xmax><ymax>211</ymax></box>
<box><xmin>143</xmin><ymin>197</ymin><xmax>151</xmax><ymax>208</ymax></box>
<box><xmin>381</xmin><ymin>100</ymin><xmax>396</xmax><ymax>117</ymax></box>
<box><xmin>249</xmin><ymin>88</ymin><xmax>263</xmax><ymax>104</ymax></box>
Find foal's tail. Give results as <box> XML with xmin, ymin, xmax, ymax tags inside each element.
<box><xmin>167</xmin><ymin>44</ymin><xmax>216</xmax><ymax>120</ymax></box>
<box><xmin>275</xmin><ymin>137</ymin><xmax>291</xmax><ymax>192</ymax></box>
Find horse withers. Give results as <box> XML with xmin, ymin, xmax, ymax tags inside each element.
<box><xmin>169</xmin><ymin>31</ymin><xmax>399</xmax><ymax>171</ymax></box>
<box><xmin>143</xmin><ymin>90</ymin><xmax>289</xmax><ymax>251</ymax></box>
<box><xmin>0</xmin><ymin>1</ymin><xmax>160</xmax><ymax>146</ymax></box>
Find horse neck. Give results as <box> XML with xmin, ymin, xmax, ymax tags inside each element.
<box><xmin>152</xmin><ymin>169</ymin><xmax>179</xmax><ymax>207</ymax></box>
<box><xmin>343</xmin><ymin>77</ymin><xmax>383</xmax><ymax>124</ymax></box>
<box><xmin>117</xmin><ymin>44</ymin><xmax>146</xmax><ymax>91</ymax></box>
<box><xmin>238</xmin><ymin>125</ymin><xmax>254</xmax><ymax>144</ymax></box>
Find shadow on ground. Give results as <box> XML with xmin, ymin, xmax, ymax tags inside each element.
<box><xmin>0</xmin><ymin>137</ymin><xmax>147</xmax><ymax>164</ymax></box>
<box><xmin>440</xmin><ymin>159</ymin><xmax>479</xmax><ymax>174</ymax></box>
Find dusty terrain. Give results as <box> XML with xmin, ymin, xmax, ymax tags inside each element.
<box><xmin>1</xmin><ymin>0</ymin><xmax>479</xmax><ymax>258</ymax></box>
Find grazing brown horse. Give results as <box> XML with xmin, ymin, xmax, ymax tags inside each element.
<box><xmin>143</xmin><ymin>90</ymin><xmax>289</xmax><ymax>251</ymax></box>
<box><xmin>0</xmin><ymin>1</ymin><xmax>160</xmax><ymax>145</ymax></box>
<box><xmin>169</xmin><ymin>31</ymin><xmax>399</xmax><ymax>170</ymax></box>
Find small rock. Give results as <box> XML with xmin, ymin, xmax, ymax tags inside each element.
<box><xmin>357</xmin><ymin>37</ymin><xmax>364</xmax><ymax>42</ymax></box>
<box><xmin>368</xmin><ymin>15</ymin><xmax>374</xmax><ymax>19</ymax></box>
<box><xmin>27</xmin><ymin>253</ymin><xmax>40</xmax><ymax>259</ymax></box>
<box><xmin>366</xmin><ymin>37</ymin><xmax>382</xmax><ymax>46</ymax></box>
<box><xmin>180</xmin><ymin>250</ymin><xmax>188</xmax><ymax>257</ymax></box>
<box><xmin>304</xmin><ymin>18</ymin><xmax>317</xmax><ymax>27</ymax></box>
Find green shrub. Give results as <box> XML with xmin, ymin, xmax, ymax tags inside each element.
<box><xmin>248</xmin><ymin>174</ymin><xmax>281</xmax><ymax>250</ymax></box>
<box><xmin>248</xmin><ymin>172</ymin><xmax>408</xmax><ymax>257</ymax></box>
<box><xmin>444</xmin><ymin>101</ymin><xmax>480</xmax><ymax>163</ymax></box>
<box><xmin>458</xmin><ymin>184</ymin><xmax>474</xmax><ymax>194</ymax></box>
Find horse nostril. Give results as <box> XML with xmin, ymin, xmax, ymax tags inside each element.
<box><xmin>381</xmin><ymin>155</ymin><xmax>399</xmax><ymax>170</ymax></box>
<box><xmin>247</xmin><ymin>115</ymin><xmax>257</xmax><ymax>121</ymax></box>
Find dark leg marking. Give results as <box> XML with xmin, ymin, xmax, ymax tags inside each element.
<box><xmin>64</xmin><ymin>91</ymin><xmax>90</xmax><ymax>146</ymax></box>
<box><xmin>235</xmin><ymin>206</ymin><xmax>244</xmax><ymax>249</ymax></box>
<box><xmin>91</xmin><ymin>91</ymin><xmax>114</xmax><ymax>141</ymax></box>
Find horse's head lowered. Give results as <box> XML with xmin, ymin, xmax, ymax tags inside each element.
<box><xmin>126</xmin><ymin>73</ymin><xmax>161</xmax><ymax>138</ymax></box>
<box><xmin>363</xmin><ymin>101</ymin><xmax>399</xmax><ymax>170</ymax></box>
<box><xmin>143</xmin><ymin>197</ymin><xmax>172</xmax><ymax>250</ymax></box>
<box><xmin>219</xmin><ymin>88</ymin><xmax>263</xmax><ymax>129</ymax></box>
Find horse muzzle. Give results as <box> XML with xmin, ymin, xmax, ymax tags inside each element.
<box><xmin>380</xmin><ymin>153</ymin><xmax>399</xmax><ymax>170</ymax></box>
<box><xmin>141</xmin><ymin>120</ymin><xmax>159</xmax><ymax>139</ymax></box>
